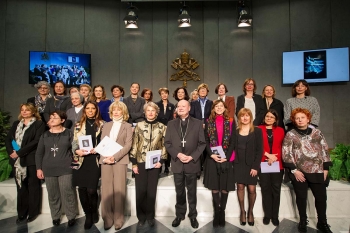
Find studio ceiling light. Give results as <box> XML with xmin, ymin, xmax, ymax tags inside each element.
<box><xmin>178</xmin><ymin>2</ymin><xmax>191</xmax><ymax>28</ymax></box>
<box><xmin>123</xmin><ymin>3</ymin><xmax>138</xmax><ymax>29</ymax></box>
<box><xmin>237</xmin><ymin>1</ymin><xmax>252</xmax><ymax>28</ymax></box>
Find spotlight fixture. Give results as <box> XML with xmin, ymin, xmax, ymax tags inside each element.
<box><xmin>237</xmin><ymin>1</ymin><xmax>252</xmax><ymax>28</ymax></box>
<box><xmin>123</xmin><ymin>3</ymin><xmax>138</xmax><ymax>29</ymax></box>
<box><xmin>178</xmin><ymin>1</ymin><xmax>191</xmax><ymax>28</ymax></box>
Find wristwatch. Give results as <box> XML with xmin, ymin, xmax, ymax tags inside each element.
<box><xmin>291</xmin><ymin>169</ymin><xmax>298</xmax><ymax>174</ymax></box>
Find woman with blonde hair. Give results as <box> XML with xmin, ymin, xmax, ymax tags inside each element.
<box><xmin>5</xmin><ymin>103</ymin><xmax>45</xmax><ymax>223</ymax></box>
<box><xmin>226</xmin><ymin>108</ymin><xmax>263</xmax><ymax>226</ymax></box>
<box><xmin>99</xmin><ymin>101</ymin><xmax>133</xmax><ymax>231</ymax></box>
<box><xmin>130</xmin><ymin>102</ymin><xmax>167</xmax><ymax>228</ymax></box>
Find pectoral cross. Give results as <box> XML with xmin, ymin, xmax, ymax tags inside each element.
<box><xmin>51</xmin><ymin>144</ymin><xmax>59</xmax><ymax>157</ymax></box>
<box><xmin>181</xmin><ymin>139</ymin><xmax>186</xmax><ymax>147</ymax></box>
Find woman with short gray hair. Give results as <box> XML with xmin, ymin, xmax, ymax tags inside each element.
<box><xmin>27</xmin><ymin>81</ymin><xmax>52</xmax><ymax>123</ymax></box>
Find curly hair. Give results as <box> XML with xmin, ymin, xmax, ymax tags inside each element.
<box><xmin>290</xmin><ymin>108</ymin><xmax>312</xmax><ymax>124</ymax></box>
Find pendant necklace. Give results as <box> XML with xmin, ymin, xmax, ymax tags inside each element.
<box><xmin>180</xmin><ymin>118</ymin><xmax>189</xmax><ymax>147</ymax></box>
<box><xmin>87</xmin><ymin>118</ymin><xmax>95</xmax><ymax>128</ymax></box>
<box><xmin>51</xmin><ymin>128</ymin><xmax>63</xmax><ymax>157</ymax></box>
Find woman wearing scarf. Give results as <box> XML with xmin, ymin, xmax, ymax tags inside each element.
<box><xmin>99</xmin><ymin>101</ymin><xmax>133</xmax><ymax>231</ymax></box>
<box><xmin>43</xmin><ymin>81</ymin><xmax>71</xmax><ymax>124</ymax></box>
<box><xmin>27</xmin><ymin>81</ymin><xmax>52</xmax><ymax>124</ymax></box>
<box><xmin>5</xmin><ymin>103</ymin><xmax>45</xmax><ymax>224</ymax></box>
<box><xmin>203</xmin><ymin>99</ymin><xmax>235</xmax><ymax>228</ymax></box>
<box><xmin>72</xmin><ymin>101</ymin><xmax>104</xmax><ymax>229</ymax></box>
<box><xmin>130</xmin><ymin>102</ymin><xmax>167</xmax><ymax>228</ymax></box>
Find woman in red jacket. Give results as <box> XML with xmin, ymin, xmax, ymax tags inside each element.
<box><xmin>258</xmin><ymin>109</ymin><xmax>285</xmax><ymax>226</ymax></box>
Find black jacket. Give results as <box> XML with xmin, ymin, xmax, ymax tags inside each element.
<box><xmin>5</xmin><ymin>120</ymin><xmax>46</xmax><ymax>167</ymax></box>
<box><xmin>156</xmin><ymin>100</ymin><xmax>175</xmax><ymax>126</ymax></box>
<box><xmin>236</xmin><ymin>94</ymin><xmax>265</xmax><ymax>126</ymax></box>
<box><xmin>190</xmin><ymin>99</ymin><xmax>213</xmax><ymax>121</ymax></box>
<box><xmin>262</xmin><ymin>97</ymin><xmax>285</xmax><ymax>129</ymax></box>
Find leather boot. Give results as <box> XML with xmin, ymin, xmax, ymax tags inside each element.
<box><xmin>219</xmin><ymin>192</ymin><xmax>228</xmax><ymax>227</ymax></box>
<box><xmin>212</xmin><ymin>192</ymin><xmax>220</xmax><ymax>228</ymax></box>
<box><xmin>88</xmin><ymin>190</ymin><xmax>99</xmax><ymax>223</ymax></box>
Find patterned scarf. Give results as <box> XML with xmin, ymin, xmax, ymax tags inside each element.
<box><xmin>207</xmin><ymin>116</ymin><xmax>232</xmax><ymax>174</ymax></box>
<box><xmin>54</xmin><ymin>95</ymin><xmax>69</xmax><ymax>110</ymax></box>
<box><xmin>207</xmin><ymin>116</ymin><xmax>231</xmax><ymax>152</ymax></box>
<box><xmin>14</xmin><ymin>118</ymin><xmax>36</xmax><ymax>188</ymax></box>
<box><xmin>35</xmin><ymin>93</ymin><xmax>52</xmax><ymax>113</ymax></box>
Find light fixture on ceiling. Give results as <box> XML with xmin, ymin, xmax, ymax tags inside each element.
<box><xmin>123</xmin><ymin>3</ymin><xmax>138</xmax><ymax>29</ymax></box>
<box><xmin>178</xmin><ymin>1</ymin><xmax>191</xmax><ymax>28</ymax></box>
<box><xmin>237</xmin><ymin>1</ymin><xmax>252</xmax><ymax>28</ymax></box>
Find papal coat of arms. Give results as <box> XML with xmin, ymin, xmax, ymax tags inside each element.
<box><xmin>170</xmin><ymin>50</ymin><xmax>200</xmax><ymax>87</ymax></box>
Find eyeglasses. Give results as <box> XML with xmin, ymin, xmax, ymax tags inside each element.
<box><xmin>246</xmin><ymin>83</ymin><xmax>254</xmax><ymax>86</ymax></box>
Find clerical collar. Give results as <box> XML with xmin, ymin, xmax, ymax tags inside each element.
<box><xmin>180</xmin><ymin>116</ymin><xmax>189</xmax><ymax>121</ymax></box>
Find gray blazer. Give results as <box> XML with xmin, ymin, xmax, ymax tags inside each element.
<box><xmin>99</xmin><ymin>121</ymin><xmax>133</xmax><ymax>165</ymax></box>
<box><xmin>164</xmin><ymin>116</ymin><xmax>206</xmax><ymax>174</ymax></box>
<box><xmin>123</xmin><ymin>95</ymin><xmax>145</xmax><ymax>124</ymax></box>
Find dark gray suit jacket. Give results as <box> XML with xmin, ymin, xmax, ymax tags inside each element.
<box><xmin>124</xmin><ymin>95</ymin><xmax>145</xmax><ymax>124</ymax></box>
<box><xmin>164</xmin><ymin>116</ymin><xmax>206</xmax><ymax>173</ymax></box>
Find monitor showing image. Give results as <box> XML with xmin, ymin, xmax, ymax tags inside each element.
<box><xmin>29</xmin><ymin>51</ymin><xmax>91</xmax><ymax>87</ymax></box>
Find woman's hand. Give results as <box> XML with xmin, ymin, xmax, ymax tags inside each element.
<box><xmin>265</xmin><ymin>153</ymin><xmax>278</xmax><ymax>162</ymax></box>
<box><xmin>90</xmin><ymin>148</ymin><xmax>96</xmax><ymax>154</ymax></box>
<box><xmin>218</xmin><ymin>158</ymin><xmax>227</xmax><ymax>163</ymax></box>
<box><xmin>211</xmin><ymin>154</ymin><xmax>222</xmax><ymax>163</ymax></box>
<box><xmin>37</xmin><ymin>169</ymin><xmax>44</xmax><ymax>179</ymax></box>
<box><xmin>132</xmin><ymin>166</ymin><xmax>139</xmax><ymax>174</ymax></box>
<box><xmin>250</xmin><ymin>169</ymin><xmax>258</xmax><ymax>177</ymax></box>
<box><xmin>154</xmin><ymin>162</ymin><xmax>162</xmax><ymax>169</ymax></box>
<box><xmin>76</xmin><ymin>149</ymin><xmax>89</xmax><ymax>156</ymax></box>
<box><xmin>294</xmin><ymin>170</ymin><xmax>306</xmax><ymax>182</ymax></box>
<box><xmin>103</xmin><ymin>157</ymin><xmax>115</xmax><ymax>164</ymax></box>
<box><xmin>324</xmin><ymin>170</ymin><xmax>328</xmax><ymax>181</ymax></box>
<box><xmin>10</xmin><ymin>150</ymin><xmax>18</xmax><ymax>160</ymax></box>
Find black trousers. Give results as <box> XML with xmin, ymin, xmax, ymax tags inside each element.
<box><xmin>173</xmin><ymin>172</ymin><xmax>197</xmax><ymax>219</ymax></box>
<box><xmin>134</xmin><ymin>163</ymin><xmax>160</xmax><ymax>222</ymax></box>
<box><xmin>259</xmin><ymin>170</ymin><xmax>284</xmax><ymax>219</ymax></box>
<box><xmin>291</xmin><ymin>179</ymin><xmax>327</xmax><ymax>222</ymax></box>
<box><xmin>14</xmin><ymin>165</ymin><xmax>42</xmax><ymax>218</ymax></box>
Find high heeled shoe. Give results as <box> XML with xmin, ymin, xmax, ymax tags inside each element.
<box><xmin>240</xmin><ymin>211</ymin><xmax>246</xmax><ymax>226</ymax></box>
<box><xmin>247</xmin><ymin>212</ymin><xmax>254</xmax><ymax>226</ymax></box>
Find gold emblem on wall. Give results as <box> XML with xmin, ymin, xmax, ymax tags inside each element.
<box><xmin>170</xmin><ymin>50</ymin><xmax>200</xmax><ymax>88</ymax></box>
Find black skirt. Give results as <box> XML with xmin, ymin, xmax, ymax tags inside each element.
<box><xmin>234</xmin><ymin>135</ymin><xmax>258</xmax><ymax>185</ymax></box>
<box><xmin>203</xmin><ymin>157</ymin><xmax>236</xmax><ymax>191</ymax></box>
<box><xmin>72</xmin><ymin>154</ymin><xmax>101</xmax><ymax>189</ymax></box>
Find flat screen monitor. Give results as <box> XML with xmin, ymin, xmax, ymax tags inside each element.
<box><xmin>29</xmin><ymin>51</ymin><xmax>91</xmax><ymax>87</ymax></box>
<box><xmin>282</xmin><ymin>47</ymin><xmax>349</xmax><ymax>84</ymax></box>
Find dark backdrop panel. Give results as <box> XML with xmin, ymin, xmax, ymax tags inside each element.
<box><xmin>331</xmin><ymin>0</ymin><xmax>350</xmax><ymax>145</ymax></box>
<box><xmin>218</xmin><ymin>1</ymin><xmax>253</xmax><ymax>100</ymax></box>
<box><xmin>85</xmin><ymin>0</ymin><xmax>120</xmax><ymax>97</ymax></box>
<box><xmin>0</xmin><ymin>1</ymin><xmax>6</xmax><ymax>109</ymax></box>
<box><xmin>4</xmin><ymin>0</ymin><xmax>46</xmax><ymax>114</ymax></box>
<box><xmin>46</xmin><ymin>0</ymin><xmax>85</xmax><ymax>53</ymax></box>
<box><xmin>152</xmin><ymin>2</ymin><xmax>168</xmax><ymax>102</ymax></box>
<box><xmin>119</xmin><ymin>2</ymin><xmax>153</xmax><ymax>96</ymax></box>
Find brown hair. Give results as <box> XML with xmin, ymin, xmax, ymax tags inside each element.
<box><xmin>110</xmin><ymin>85</ymin><xmax>125</xmax><ymax>97</ymax></box>
<box><xmin>242</xmin><ymin>78</ymin><xmax>257</xmax><ymax>94</ymax></box>
<box><xmin>53</xmin><ymin>81</ymin><xmax>67</xmax><ymax>95</ymax></box>
<box><xmin>49</xmin><ymin>110</ymin><xmax>67</xmax><ymax>125</ymax></box>
<box><xmin>291</xmin><ymin>79</ymin><xmax>310</xmax><ymax>97</ymax></box>
<box><xmin>236</xmin><ymin>108</ymin><xmax>255</xmax><ymax>132</ymax></box>
<box><xmin>78</xmin><ymin>101</ymin><xmax>103</xmax><ymax>131</ymax></box>
<box><xmin>90</xmin><ymin>85</ymin><xmax>107</xmax><ymax>102</ymax></box>
<box><xmin>215</xmin><ymin>83</ymin><xmax>228</xmax><ymax>94</ymax></box>
<box><xmin>18</xmin><ymin>103</ymin><xmax>41</xmax><ymax>121</ymax></box>
<box><xmin>262</xmin><ymin>85</ymin><xmax>276</xmax><ymax>98</ymax></box>
<box><xmin>263</xmin><ymin>109</ymin><xmax>279</xmax><ymax>127</ymax></box>
<box><xmin>209</xmin><ymin>99</ymin><xmax>229</xmax><ymax>121</ymax></box>
<box><xmin>141</xmin><ymin>88</ymin><xmax>153</xmax><ymax>102</ymax></box>
<box><xmin>290</xmin><ymin>108</ymin><xmax>312</xmax><ymax>124</ymax></box>
<box><xmin>158</xmin><ymin>87</ymin><xmax>169</xmax><ymax>95</ymax></box>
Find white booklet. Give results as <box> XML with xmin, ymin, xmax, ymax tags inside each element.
<box><xmin>261</xmin><ymin>161</ymin><xmax>280</xmax><ymax>173</ymax></box>
<box><xmin>210</xmin><ymin>146</ymin><xmax>226</xmax><ymax>159</ymax></box>
<box><xmin>78</xmin><ymin>135</ymin><xmax>93</xmax><ymax>152</ymax></box>
<box><xmin>95</xmin><ymin>136</ymin><xmax>123</xmax><ymax>157</ymax></box>
<box><xmin>145</xmin><ymin>150</ymin><xmax>161</xmax><ymax>169</ymax></box>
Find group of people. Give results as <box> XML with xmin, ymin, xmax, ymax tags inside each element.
<box><xmin>5</xmin><ymin>78</ymin><xmax>332</xmax><ymax>233</ymax></box>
